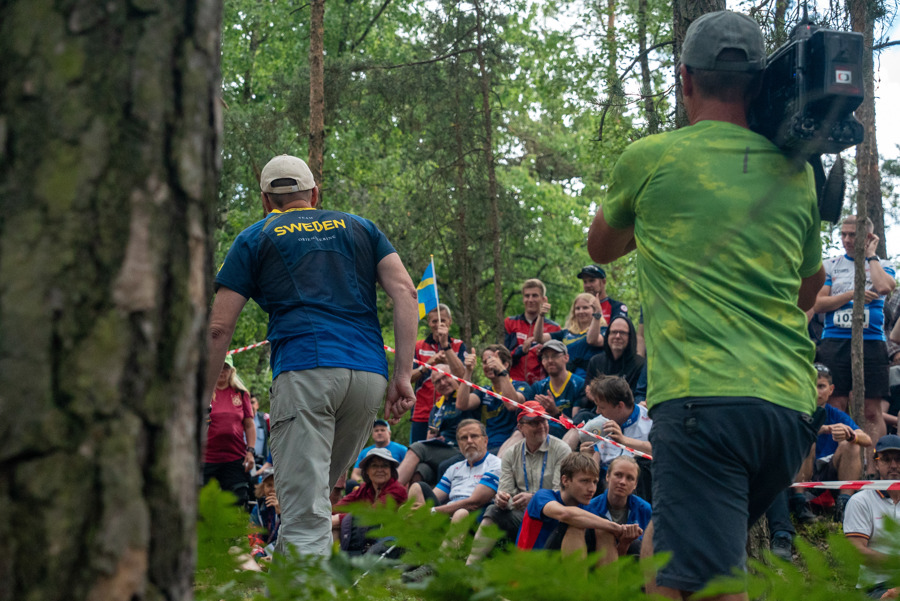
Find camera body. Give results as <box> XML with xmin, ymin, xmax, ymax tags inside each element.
<box><xmin>749</xmin><ymin>21</ymin><xmax>864</xmax><ymax>222</ymax></box>
<box><xmin>750</xmin><ymin>22</ymin><xmax>864</xmax><ymax>156</ymax></box>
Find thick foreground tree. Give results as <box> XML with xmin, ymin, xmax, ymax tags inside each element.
<box><xmin>0</xmin><ymin>1</ymin><xmax>221</xmax><ymax>599</ymax></box>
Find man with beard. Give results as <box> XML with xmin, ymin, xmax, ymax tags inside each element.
<box><xmin>408</xmin><ymin>420</ymin><xmax>502</xmax><ymax>523</ymax></box>
<box><xmin>586</xmin><ymin>316</ymin><xmax>645</xmax><ymax>394</ymax></box>
<box><xmin>531</xmin><ymin>340</ymin><xmax>587</xmax><ymax>439</ymax></box>
<box><xmin>843</xmin><ymin>434</ymin><xmax>900</xmax><ymax>599</ymax></box>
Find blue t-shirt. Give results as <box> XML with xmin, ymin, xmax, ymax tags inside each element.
<box><xmin>586</xmin><ymin>492</ymin><xmax>652</xmax><ymax>538</ymax></box>
<box><xmin>475</xmin><ymin>381</ymin><xmax>534</xmax><ymax>448</ymax></box>
<box><xmin>353</xmin><ymin>441</ymin><xmax>409</xmax><ymax>468</ymax></box>
<box><xmin>531</xmin><ymin>373</ymin><xmax>586</xmax><ymax>437</ymax></box>
<box><xmin>822</xmin><ymin>254</ymin><xmax>896</xmax><ymax>341</ymax></box>
<box><xmin>517</xmin><ymin>489</ymin><xmax>587</xmax><ymax>550</ymax></box>
<box><xmin>216</xmin><ymin>208</ymin><xmax>396</xmax><ymax>379</ymax></box>
<box><xmin>816</xmin><ymin>404</ymin><xmax>860</xmax><ymax>460</ymax></box>
<box><xmin>428</xmin><ymin>391</ymin><xmax>479</xmax><ymax>444</ymax></box>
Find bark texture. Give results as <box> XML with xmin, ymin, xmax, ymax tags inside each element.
<box><xmin>309</xmin><ymin>0</ymin><xmax>326</xmax><ymax>188</ymax></box>
<box><xmin>0</xmin><ymin>0</ymin><xmax>221</xmax><ymax>599</ymax></box>
<box><xmin>672</xmin><ymin>0</ymin><xmax>725</xmax><ymax>129</ymax></box>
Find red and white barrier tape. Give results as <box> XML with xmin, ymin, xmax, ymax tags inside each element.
<box><xmin>226</xmin><ymin>340</ymin><xmax>270</xmax><ymax>355</ymax></box>
<box><xmin>226</xmin><ymin>338</ymin><xmax>652</xmax><ymax>460</ymax></box>
<box><xmin>791</xmin><ymin>480</ymin><xmax>900</xmax><ymax>491</ymax></box>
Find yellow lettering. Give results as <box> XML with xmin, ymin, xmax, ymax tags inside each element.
<box><xmin>313</xmin><ymin>221</ymin><xmax>323</xmax><ymax>232</ymax></box>
<box><xmin>301</xmin><ymin>223</ymin><xmax>314</xmax><ymax>231</ymax></box>
<box><xmin>274</xmin><ymin>226</ymin><xmax>286</xmax><ymax>236</ymax></box>
<box><xmin>334</xmin><ymin>218</ymin><xmax>346</xmax><ymax>229</ymax></box>
<box><xmin>323</xmin><ymin>221</ymin><xmax>334</xmax><ymax>231</ymax></box>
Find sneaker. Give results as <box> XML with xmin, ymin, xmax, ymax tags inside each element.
<box><xmin>402</xmin><ymin>564</ymin><xmax>434</xmax><ymax>583</ymax></box>
<box><xmin>770</xmin><ymin>535</ymin><xmax>793</xmax><ymax>562</ymax></box>
<box><xmin>789</xmin><ymin>493</ymin><xmax>818</xmax><ymax>525</ymax></box>
<box><xmin>834</xmin><ymin>493</ymin><xmax>852</xmax><ymax>523</ymax></box>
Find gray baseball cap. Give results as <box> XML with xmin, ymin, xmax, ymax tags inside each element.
<box><xmin>681</xmin><ymin>11</ymin><xmax>766</xmax><ymax>72</ymax></box>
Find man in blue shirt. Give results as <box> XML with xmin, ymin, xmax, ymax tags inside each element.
<box><xmin>530</xmin><ymin>340</ymin><xmax>586</xmax><ymax>439</ymax></box>
<box><xmin>350</xmin><ymin>419</ymin><xmax>408</xmax><ymax>482</ymax></box>
<box><xmin>206</xmin><ymin>154</ymin><xmax>418</xmax><ymax>556</ymax></box>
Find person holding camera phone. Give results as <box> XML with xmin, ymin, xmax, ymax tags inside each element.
<box><xmin>587</xmin><ymin>11</ymin><xmax>826</xmax><ymax>600</ymax></box>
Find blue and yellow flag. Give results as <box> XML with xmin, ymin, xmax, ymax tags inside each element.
<box><xmin>417</xmin><ymin>261</ymin><xmax>439</xmax><ymax>319</ymax></box>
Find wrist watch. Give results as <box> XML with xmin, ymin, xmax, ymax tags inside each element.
<box><xmin>866</xmin><ymin>256</ymin><xmax>879</xmax><ymax>262</ymax></box>
<box><xmin>496</xmin><ymin>369</ymin><xmax>510</xmax><ymax>377</ymax></box>
<box><xmin>592</xmin><ymin>312</ymin><xmax>603</xmax><ymax>320</ymax></box>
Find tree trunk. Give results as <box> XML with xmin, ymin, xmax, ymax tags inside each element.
<box><xmin>473</xmin><ymin>0</ymin><xmax>504</xmax><ymax>344</ymax></box>
<box><xmin>638</xmin><ymin>0</ymin><xmax>659</xmax><ymax>135</ymax></box>
<box><xmin>673</xmin><ymin>0</ymin><xmax>725</xmax><ymax>128</ymax></box>
<box><xmin>851</xmin><ymin>0</ymin><xmax>885</xmax><ymax>257</ymax></box>
<box><xmin>0</xmin><ymin>0</ymin><xmax>220</xmax><ymax>599</ymax></box>
<box><xmin>309</xmin><ymin>0</ymin><xmax>326</xmax><ymax>188</ymax></box>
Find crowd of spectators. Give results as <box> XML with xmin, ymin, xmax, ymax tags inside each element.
<box><xmin>206</xmin><ymin>248</ymin><xmax>899</xmax><ymax>594</ymax></box>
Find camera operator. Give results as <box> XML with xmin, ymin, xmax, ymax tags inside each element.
<box><xmin>587</xmin><ymin>11</ymin><xmax>825</xmax><ymax>600</ymax></box>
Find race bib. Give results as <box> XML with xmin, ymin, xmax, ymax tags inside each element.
<box><xmin>833</xmin><ymin>307</ymin><xmax>869</xmax><ymax>329</ymax></box>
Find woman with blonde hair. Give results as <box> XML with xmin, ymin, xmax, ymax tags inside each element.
<box><xmin>536</xmin><ymin>292</ymin><xmax>605</xmax><ymax>377</ymax></box>
<box><xmin>203</xmin><ymin>354</ymin><xmax>256</xmax><ymax>506</ymax></box>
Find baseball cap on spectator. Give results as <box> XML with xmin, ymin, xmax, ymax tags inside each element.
<box><xmin>681</xmin><ymin>11</ymin><xmax>766</xmax><ymax>73</ymax></box>
<box><xmin>257</xmin><ymin>466</ymin><xmax>275</xmax><ymax>482</ymax></box>
<box><xmin>223</xmin><ymin>354</ymin><xmax>234</xmax><ymax>368</ymax></box>
<box><xmin>539</xmin><ymin>340</ymin><xmax>568</xmax><ymax>356</ymax></box>
<box><xmin>875</xmin><ymin>434</ymin><xmax>900</xmax><ymax>455</ymax></box>
<box><xmin>577</xmin><ymin>265</ymin><xmax>606</xmax><ymax>280</ymax></box>
<box><xmin>518</xmin><ymin>400</ymin><xmax>548</xmax><ymax>423</ymax></box>
<box><xmin>373</xmin><ymin>418</ymin><xmax>391</xmax><ymax>430</ymax></box>
<box><xmin>260</xmin><ymin>155</ymin><xmax>316</xmax><ymax>193</ymax></box>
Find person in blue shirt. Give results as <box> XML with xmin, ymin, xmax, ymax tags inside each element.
<box><xmin>530</xmin><ymin>340</ymin><xmax>586</xmax><ymax>439</ymax></box>
<box><xmin>586</xmin><ymin>456</ymin><xmax>651</xmax><ymax>556</ymax></box>
<box><xmin>791</xmin><ymin>364</ymin><xmax>872</xmax><ymax>522</ymax></box>
<box><xmin>207</xmin><ymin>154</ymin><xmax>418</xmax><ymax>557</ymax></box>
<box><xmin>350</xmin><ymin>419</ymin><xmax>409</xmax><ymax>482</ymax></box>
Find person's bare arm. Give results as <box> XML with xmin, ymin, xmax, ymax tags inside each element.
<box><xmin>436</xmin><ymin>484</ymin><xmax>497</xmax><ymax>514</ymax></box>
<box><xmin>377</xmin><ymin>253</ymin><xmax>418</xmax><ymax>419</ymax></box>
<box><xmin>206</xmin><ymin>287</ymin><xmax>249</xmax><ymax>397</ymax></box>
<box><xmin>812</xmin><ymin>284</ymin><xmax>852</xmax><ymax>314</ymax></box>
<box><xmin>585</xmin><ymin>313</ymin><xmax>606</xmax><ymax>347</ymax></box>
<box><xmin>865</xmin><ymin>235</ymin><xmax>896</xmax><ymax>295</ymax></box>
<box><xmin>242</xmin><ymin>417</ymin><xmax>256</xmax><ymax>472</ymax></box>
<box><xmin>587</xmin><ymin>207</ymin><xmax>636</xmax><ymax>264</ymax></box>
<box><xmin>541</xmin><ymin>501</ymin><xmax>626</xmax><ymax>537</ymax></box>
<box><xmin>798</xmin><ymin>266</ymin><xmax>827</xmax><ymax>312</ymax></box>
<box><xmin>884</xmin><ymin>400</ymin><xmax>899</xmax><ymax>429</ymax></box>
<box><xmin>455</xmin><ymin>354</ymin><xmax>481</xmax><ymax>411</ymax></box>
<box><xmin>846</xmin><ymin>535</ymin><xmax>892</xmax><ymax>563</ymax></box>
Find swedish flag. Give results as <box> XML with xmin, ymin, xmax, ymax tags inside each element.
<box><xmin>417</xmin><ymin>261</ymin><xmax>439</xmax><ymax>319</ymax></box>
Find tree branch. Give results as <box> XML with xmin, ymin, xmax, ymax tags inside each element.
<box><xmin>351</xmin><ymin>47</ymin><xmax>478</xmax><ymax>71</ymax></box>
<box><xmin>874</xmin><ymin>39</ymin><xmax>900</xmax><ymax>50</ymax></box>
<box><xmin>351</xmin><ymin>0</ymin><xmax>394</xmax><ymax>52</ymax></box>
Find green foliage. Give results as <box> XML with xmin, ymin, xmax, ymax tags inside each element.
<box><xmin>196</xmin><ymin>490</ymin><xmax>900</xmax><ymax>601</ymax></box>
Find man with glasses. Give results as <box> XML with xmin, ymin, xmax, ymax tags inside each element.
<box><xmin>407</xmin><ymin>420</ymin><xmax>502</xmax><ymax>523</ymax></box>
<box><xmin>843</xmin><ymin>434</ymin><xmax>900</xmax><ymax>598</ymax></box>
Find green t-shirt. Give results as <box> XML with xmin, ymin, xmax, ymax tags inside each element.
<box><xmin>603</xmin><ymin>120</ymin><xmax>821</xmax><ymax>415</ymax></box>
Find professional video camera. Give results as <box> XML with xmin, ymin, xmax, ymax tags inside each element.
<box><xmin>748</xmin><ymin>8</ymin><xmax>864</xmax><ymax>223</ymax></box>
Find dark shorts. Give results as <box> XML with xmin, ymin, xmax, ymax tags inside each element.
<box><xmin>817</xmin><ymin>338</ymin><xmax>890</xmax><ymax>398</ymax></box>
<box><xmin>409</xmin><ymin>441</ymin><xmax>461</xmax><ymax>485</ymax></box>
<box><xmin>649</xmin><ymin>397</ymin><xmax>822</xmax><ymax>592</ymax></box>
<box><xmin>482</xmin><ymin>505</ymin><xmax>525</xmax><ymax>540</ymax></box>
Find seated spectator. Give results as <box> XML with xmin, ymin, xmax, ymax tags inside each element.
<box><xmin>332</xmin><ymin>448</ymin><xmax>408</xmax><ymax>555</ymax></box>
<box><xmin>350</xmin><ymin>419</ymin><xmax>409</xmax><ymax>482</ymax></box>
<box><xmin>408</xmin><ymin>420</ymin><xmax>502</xmax><ymax>524</ymax></box>
<box><xmin>565</xmin><ymin>376</ymin><xmax>652</xmax><ymax>501</ymax></box>
<box><xmin>530</xmin><ymin>340</ymin><xmax>587</xmax><ymax>439</ymax></box>
<box><xmin>398</xmin><ymin>365</ymin><xmax>478</xmax><ymax>486</ymax></box>
<box><xmin>249</xmin><ymin>466</ymin><xmax>280</xmax><ymax>559</ymax></box>
<box><xmin>410</xmin><ymin>304</ymin><xmax>467</xmax><ymax>443</ymax></box>
<box><xmin>535</xmin><ymin>292</ymin><xmax>605</xmax><ymax>379</ymax></box>
<box><xmin>516</xmin><ymin>453</ymin><xmax>640</xmax><ymax>565</ymax></box>
<box><xmin>791</xmin><ymin>364</ymin><xmax>872</xmax><ymax>523</ymax></box>
<box><xmin>456</xmin><ymin>345</ymin><xmax>532</xmax><ymax>454</ymax></box>
<box><xmin>586</xmin><ymin>316</ymin><xmax>645</xmax><ymax>394</ymax></box>
<box><xmin>505</xmin><ymin>279</ymin><xmax>561</xmax><ymax>385</ymax></box>
<box><xmin>843</xmin><ymin>435</ymin><xmax>900</xmax><ymax>599</ymax></box>
<box><xmin>586</xmin><ymin>456</ymin><xmax>651</xmax><ymax>556</ymax></box>
<box><xmin>577</xmin><ymin>264</ymin><xmax>628</xmax><ymax>324</ymax></box>
<box><xmin>466</xmin><ymin>402</ymin><xmax>572</xmax><ymax>563</ymax></box>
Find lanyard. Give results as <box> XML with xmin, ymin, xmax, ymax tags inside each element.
<box><xmin>522</xmin><ymin>439</ymin><xmax>549</xmax><ymax>492</ymax></box>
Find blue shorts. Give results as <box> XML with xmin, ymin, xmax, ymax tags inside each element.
<box><xmin>649</xmin><ymin>397</ymin><xmax>822</xmax><ymax>592</ymax></box>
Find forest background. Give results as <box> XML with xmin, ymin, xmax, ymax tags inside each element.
<box><xmin>219</xmin><ymin>0</ymin><xmax>900</xmax><ymax>407</ymax></box>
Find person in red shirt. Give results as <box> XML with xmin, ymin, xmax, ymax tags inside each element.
<box><xmin>203</xmin><ymin>354</ymin><xmax>256</xmax><ymax>506</ymax></box>
<box><xmin>504</xmin><ymin>279</ymin><xmax>561</xmax><ymax>385</ymax></box>
<box><xmin>409</xmin><ymin>304</ymin><xmax>466</xmax><ymax>443</ymax></box>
